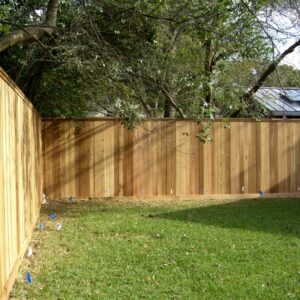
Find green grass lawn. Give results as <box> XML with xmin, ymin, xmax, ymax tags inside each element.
<box><xmin>11</xmin><ymin>198</ymin><xmax>300</xmax><ymax>299</ymax></box>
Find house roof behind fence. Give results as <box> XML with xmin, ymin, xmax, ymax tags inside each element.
<box><xmin>256</xmin><ymin>87</ymin><xmax>300</xmax><ymax>116</ymax></box>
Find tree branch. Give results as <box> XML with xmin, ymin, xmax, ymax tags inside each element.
<box><xmin>0</xmin><ymin>0</ymin><xmax>59</xmax><ymax>53</ymax></box>
<box><xmin>242</xmin><ymin>39</ymin><xmax>300</xmax><ymax>102</ymax></box>
<box><xmin>161</xmin><ymin>86</ymin><xmax>185</xmax><ymax>118</ymax></box>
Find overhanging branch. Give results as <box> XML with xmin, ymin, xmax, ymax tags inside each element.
<box><xmin>242</xmin><ymin>39</ymin><xmax>300</xmax><ymax>102</ymax></box>
<box><xmin>0</xmin><ymin>0</ymin><xmax>59</xmax><ymax>53</ymax></box>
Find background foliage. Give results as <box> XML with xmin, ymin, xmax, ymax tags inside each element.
<box><xmin>0</xmin><ymin>0</ymin><xmax>299</xmax><ymax>125</ymax></box>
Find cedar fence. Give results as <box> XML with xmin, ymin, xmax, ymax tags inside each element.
<box><xmin>43</xmin><ymin>118</ymin><xmax>300</xmax><ymax>199</ymax></box>
<box><xmin>2</xmin><ymin>65</ymin><xmax>300</xmax><ymax>299</ymax></box>
<box><xmin>0</xmin><ymin>69</ymin><xmax>42</xmax><ymax>300</ymax></box>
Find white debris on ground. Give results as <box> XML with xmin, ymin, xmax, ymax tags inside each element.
<box><xmin>27</xmin><ymin>247</ymin><xmax>33</xmax><ymax>258</ymax></box>
<box><xmin>42</xmin><ymin>193</ymin><xmax>47</xmax><ymax>204</ymax></box>
<box><xmin>55</xmin><ymin>223</ymin><xmax>62</xmax><ymax>231</ymax></box>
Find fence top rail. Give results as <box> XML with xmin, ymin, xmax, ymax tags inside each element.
<box><xmin>42</xmin><ymin>117</ymin><xmax>300</xmax><ymax>122</ymax></box>
<box><xmin>0</xmin><ymin>67</ymin><xmax>40</xmax><ymax>117</ymax></box>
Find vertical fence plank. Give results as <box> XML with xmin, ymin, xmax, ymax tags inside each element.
<box><xmin>189</xmin><ymin>122</ymin><xmax>199</xmax><ymax>195</ymax></box>
<box><xmin>248</xmin><ymin>122</ymin><xmax>257</xmax><ymax>193</ymax></box>
<box><xmin>269</xmin><ymin>122</ymin><xmax>279</xmax><ymax>193</ymax></box>
<box><xmin>287</xmin><ymin>122</ymin><xmax>296</xmax><ymax>192</ymax></box>
<box><xmin>230</xmin><ymin>122</ymin><xmax>240</xmax><ymax>194</ymax></box>
<box><xmin>198</xmin><ymin>124</ymin><xmax>205</xmax><ymax>195</ymax></box>
<box><xmin>0</xmin><ymin>78</ymin><xmax>5</xmax><ymax>295</ymax></box>
<box><xmin>0</xmin><ymin>68</ymin><xmax>42</xmax><ymax>300</ymax></box>
<box><xmin>260</xmin><ymin>122</ymin><xmax>270</xmax><ymax>193</ymax></box>
<box><xmin>278</xmin><ymin>122</ymin><xmax>288</xmax><ymax>192</ymax></box>
<box><xmin>295</xmin><ymin>123</ymin><xmax>300</xmax><ymax>192</ymax></box>
<box><xmin>156</xmin><ymin>121</ymin><xmax>163</xmax><ymax>196</ymax></box>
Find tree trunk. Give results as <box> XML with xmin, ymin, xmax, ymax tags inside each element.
<box><xmin>203</xmin><ymin>39</ymin><xmax>213</xmax><ymax>104</ymax></box>
<box><xmin>163</xmin><ymin>98</ymin><xmax>173</xmax><ymax>117</ymax></box>
<box><xmin>162</xmin><ymin>87</ymin><xmax>184</xmax><ymax>118</ymax></box>
<box><xmin>0</xmin><ymin>0</ymin><xmax>59</xmax><ymax>53</ymax></box>
<box><xmin>25</xmin><ymin>61</ymin><xmax>48</xmax><ymax>103</ymax></box>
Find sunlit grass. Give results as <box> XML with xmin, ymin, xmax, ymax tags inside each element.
<box><xmin>11</xmin><ymin>198</ymin><xmax>300</xmax><ymax>299</ymax></box>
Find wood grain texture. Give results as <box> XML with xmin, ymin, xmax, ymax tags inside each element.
<box><xmin>0</xmin><ymin>68</ymin><xmax>42</xmax><ymax>300</ymax></box>
<box><xmin>42</xmin><ymin>118</ymin><xmax>300</xmax><ymax>198</ymax></box>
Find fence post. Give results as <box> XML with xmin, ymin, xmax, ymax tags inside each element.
<box><xmin>118</xmin><ymin>123</ymin><xmax>124</xmax><ymax>197</ymax></box>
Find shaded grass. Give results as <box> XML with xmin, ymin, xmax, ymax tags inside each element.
<box><xmin>11</xmin><ymin>198</ymin><xmax>300</xmax><ymax>299</ymax></box>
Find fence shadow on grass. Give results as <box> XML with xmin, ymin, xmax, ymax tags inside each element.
<box><xmin>156</xmin><ymin>198</ymin><xmax>300</xmax><ymax>238</ymax></box>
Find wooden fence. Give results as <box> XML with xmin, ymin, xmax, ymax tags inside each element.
<box><xmin>1</xmin><ymin>67</ymin><xmax>300</xmax><ymax>299</ymax></box>
<box><xmin>0</xmin><ymin>68</ymin><xmax>42</xmax><ymax>300</ymax></box>
<box><xmin>43</xmin><ymin>118</ymin><xmax>300</xmax><ymax>199</ymax></box>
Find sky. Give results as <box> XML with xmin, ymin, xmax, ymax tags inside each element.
<box><xmin>266</xmin><ymin>11</ymin><xmax>300</xmax><ymax>69</ymax></box>
<box><xmin>280</xmin><ymin>41</ymin><xmax>300</xmax><ymax>69</ymax></box>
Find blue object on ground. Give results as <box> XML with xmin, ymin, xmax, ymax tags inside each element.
<box><xmin>68</xmin><ymin>196</ymin><xmax>73</xmax><ymax>203</ymax></box>
<box><xmin>39</xmin><ymin>223</ymin><xmax>45</xmax><ymax>231</ymax></box>
<box><xmin>259</xmin><ymin>191</ymin><xmax>264</xmax><ymax>196</ymax></box>
<box><xmin>49</xmin><ymin>212</ymin><xmax>56</xmax><ymax>220</ymax></box>
<box><xmin>25</xmin><ymin>272</ymin><xmax>32</xmax><ymax>284</ymax></box>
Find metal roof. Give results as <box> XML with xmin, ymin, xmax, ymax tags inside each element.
<box><xmin>255</xmin><ymin>87</ymin><xmax>300</xmax><ymax>116</ymax></box>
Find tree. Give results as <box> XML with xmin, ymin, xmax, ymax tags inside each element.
<box><xmin>1</xmin><ymin>0</ymin><xmax>299</xmax><ymax>125</ymax></box>
<box><xmin>0</xmin><ymin>0</ymin><xmax>160</xmax><ymax>115</ymax></box>
<box><xmin>91</xmin><ymin>0</ymin><xmax>271</xmax><ymax>120</ymax></box>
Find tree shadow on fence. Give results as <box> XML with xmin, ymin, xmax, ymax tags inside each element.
<box><xmin>156</xmin><ymin>198</ymin><xmax>300</xmax><ymax>238</ymax></box>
